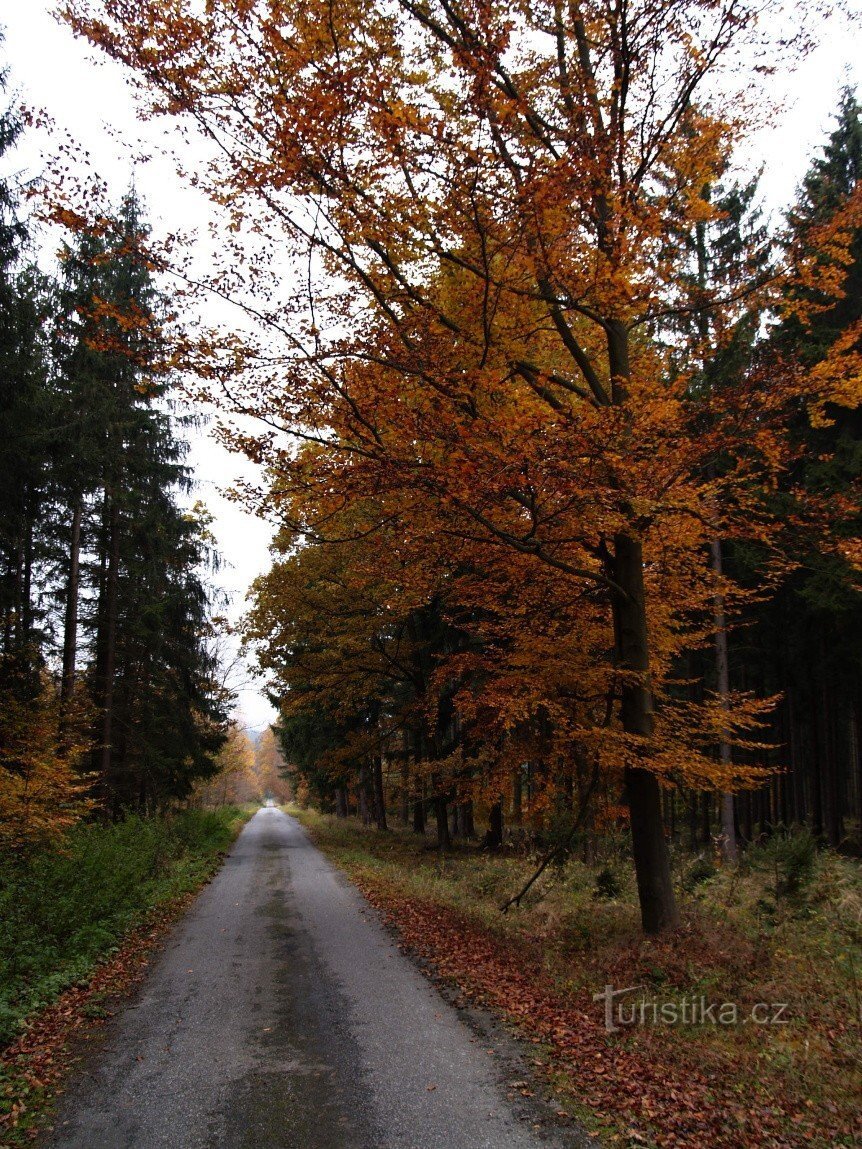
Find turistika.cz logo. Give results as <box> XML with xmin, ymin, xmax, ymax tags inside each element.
<box><xmin>593</xmin><ymin>984</ymin><xmax>790</xmax><ymax>1033</ymax></box>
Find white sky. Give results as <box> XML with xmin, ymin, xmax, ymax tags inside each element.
<box><xmin>3</xmin><ymin>0</ymin><xmax>862</xmax><ymax>731</ymax></box>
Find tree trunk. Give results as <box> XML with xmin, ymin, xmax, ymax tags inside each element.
<box><xmin>820</xmin><ymin>666</ymin><xmax>841</xmax><ymax>847</ymax></box>
<box><xmin>688</xmin><ymin>791</ymin><xmax>699</xmax><ymax>851</ymax></box>
<box><xmin>710</xmin><ymin>538</ymin><xmax>738</xmax><ymax>862</ymax></box>
<box><xmin>358</xmin><ymin>761</ymin><xmax>371</xmax><ymax>824</ymax></box>
<box><xmin>61</xmin><ymin>498</ymin><xmax>82</xmax><ymax>709</ymax></box>
<box><xmin>372</xmin><ymin>753</ymin><xmax>388</xmax><ymax>831</ymax></box>
<box><xmin>613</xmin><ymin>529</ymin><xmax>680</xmax><ymax>932</ymax></box>
<box><xmin>412</xmin><ymin>794</ymin><xmax>425</xmax><ymax>834</ymax></box>
<box><xmin>98</xmin><ymin>496</ymin><xmax>121</xmax><ymax>800</ymax></box>
<box><xmin>852</xmin><ymin>698</ymin><xmax>862</xmax><ymax>849</ymax></box>
<box><xmin>21</xmin><ymin>500</ymin><xmax>33</xmax><ymax>646</ymax></box>
<box><xmin>412</xmin><ymin>730</ymin><xmax>426</xmax><ymax>833</ymax></box>
<box><xmin>400</xmin><ymin>730</ymin><xmax>410</xmax><ymax>824</ymax></box>
<box><xmin>743</xmin><ymin>790</ymin><xmax>753</xmax><ymax>844</ymax></box>
<box><xmin>485</xmin><ymin>801</ymin><xmax>503</xmax><ymax>850</ymax></box>
<box><xmin>435</xmin><ymin>791</ymin><xmax>451</xmax><ymax>850</ymax></box>
<box><xmin>701</xmin><ymin>791</ymin><xmax>712</xmax><ymax>842</ymax></box>
<box><xmin>461</xmin><ymin>800</ymin><xmax>475</xmax><ymax>839</ymax></box>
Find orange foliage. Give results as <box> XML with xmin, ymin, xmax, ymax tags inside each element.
<box><xmin>61</xmin><ymin>0</ymin><xmax>856</xmax><ymax>928</ymax></box>
<box><xmin>0</xmin><ymin>658</ymin><xmax>91</xmax><ymax>852</ymax></box>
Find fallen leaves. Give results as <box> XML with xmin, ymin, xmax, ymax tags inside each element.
<box><xmin>344</xmin><ymin>867</ymin><xmax>857</xmax><ymax>1149</ymax></box>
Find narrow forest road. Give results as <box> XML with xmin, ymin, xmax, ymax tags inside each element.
<box><xmin>47</xmin><ymin>809</ymin><xmax>592</xmax><ymax>1149</ymax></box>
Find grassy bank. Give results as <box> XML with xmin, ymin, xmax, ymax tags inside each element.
<box><xmin>291</xmin><ymin>805</ymin><xmax>861</xmax><ymax>1148</ymax></box>
<box><xmin>0</xmin><ymin>807</ymin><xmax>250</xmax><ymax>1048</ymax></box>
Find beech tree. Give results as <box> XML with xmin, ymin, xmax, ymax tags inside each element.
<box><xmin>64</xmin><ymin>0</ymin><xmax>854</xmax><ymax>931</ymax></box>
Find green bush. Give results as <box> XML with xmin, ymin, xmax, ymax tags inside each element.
<box><xmin>750</xmin><ymin>828</ymin><xmax>819</xmax><ymax>897</ymax></box>
<box><xmin>0</xmin><ymin>808</ymin><xmax>244</xmax><ymax>1046</ymax></box>
<box><xmin>681</xmin><ymin>855</ymin><xmax>717</xmax><ymax>892</ymax></box>
<box><xmin>592</xmin><ymin>866</ymin><xmax>623</xmax><ymax>900</ymax></box>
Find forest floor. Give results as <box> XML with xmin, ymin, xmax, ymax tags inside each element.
<box><xmin>291</xmin><ymin>805</ymin><xmax>862</xmax><ymax>1149</ymax></box>
<box><xmin>0</xmin><ymin>806</ymin><xmax>252</xmax><ymax>1146</ymax></box>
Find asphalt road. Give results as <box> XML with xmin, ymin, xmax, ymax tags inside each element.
<box><xmin>48</xmin><ymin>808</ymin><xmax>590</xmax><ymax>1149</ymax></box>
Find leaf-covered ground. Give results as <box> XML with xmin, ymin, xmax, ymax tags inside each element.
<box><xmin>293</xmin><ymin>808</ymin><xmax>861</xmax><ymax>1149</ymax></box>
<box><xmin>0</xmin><ymin>807</ymin><xmax>252</xmax><ymax>1146</ymax></box>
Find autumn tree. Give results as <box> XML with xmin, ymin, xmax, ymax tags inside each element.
<box><xmin>194</xmin><ymin>721</ymin><xmax>259</xmax><ymax>805</ymax></box>
<box><xmin>64</xmin><ymin>0</ymin><xmax>843</xmax><ymax>931</ymax></box>
<box><xmin>254</xmin><ymin>727</ymin><xmax>292</xmax><ymax>804</ymax></box>
<box><xmin>248</xmin><ymin>503</ymin><xmax>474</xmax><ymax>837</ymax></box>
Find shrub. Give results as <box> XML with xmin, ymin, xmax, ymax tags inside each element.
<box><xmin>681</xmin><ymin>856</ymin><xmax>717</xmax><ymax>892</ymax></box>
<box><xmin>750</xmin><ymin>828</ymin><xmax>819</xmax><ymax>897</ymax></box>
<box><xmin>0</xmin><ymin>807</ymin><xmax>243</xmax><ymax>1046</ymax></box>
<box><xmin>592</xmin><ymin>866</ymin><xmax>623</xmax><ymax>900</ymax></box>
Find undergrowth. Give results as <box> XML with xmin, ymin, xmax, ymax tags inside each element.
<box><xmin>0</xmin><ymin>806</ymin><xmax>249</xmax><ymax>1048</ymax></box>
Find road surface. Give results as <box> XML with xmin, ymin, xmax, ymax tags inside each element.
<box><xmin>48</xmin><ymin>808</ymin><xmax>590</xmax><ymax>1149</ymax></box>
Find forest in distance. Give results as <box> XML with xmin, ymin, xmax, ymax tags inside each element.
<box><xmin>1</xmin><ymin>0</ymin><xmax>862</xmax><ymax>1142</ymax></box>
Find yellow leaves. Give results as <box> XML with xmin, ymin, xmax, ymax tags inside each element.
<box><xmin>0</xmin><ymin>666</ymin><xmax>93</xmax><ymax>854</ymax></box>
<box><xmin>806</xmin><ymin>323</ymin><xmax>862</xmax><ymax>425</ymax></box>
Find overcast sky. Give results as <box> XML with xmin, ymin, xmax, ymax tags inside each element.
<box><xmin>4</xmin><ymin>3</ymin><xmax>279</xmax><ymax>732</ymax></box>
<box><xmin>3</xmin><ymin>1</ymin><xmax>862</xmax><ymax>731</ymax></box>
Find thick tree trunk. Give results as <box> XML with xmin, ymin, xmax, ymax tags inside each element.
<box><xmin>335</xmin><ymin>787</ymin><xmax>348</xmax><ymax>818</ymax></box>
<box><xmin>434</xmin><ymin>790</ymin><xmax>451</xmax><ymax>850</ymax></box>
<box><xmin>485</xmin><ymin>801</ymin><xmax>503</xmax><ymax>851</ymax></box>
<box><xmin>613</xmin><ymin>530</ymin><xmax>680</xmax><ymax>933</ymax></box>
<box><xmin>626</xmin><ymin>765</ymin><xmax>679</xmax><ymax>930</ymax></box>
<box><xmin>605</xmin><ymin>313</ymin><xmax>679</xmax><ymax>933</ymax></box>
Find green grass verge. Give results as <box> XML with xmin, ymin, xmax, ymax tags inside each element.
<box><xmin>0</xmin><ymin>806</ymin><xmax>252</xmax><ymax>1048</ymax></box>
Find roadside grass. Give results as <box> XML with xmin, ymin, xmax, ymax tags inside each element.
<box><xmin>289</xmin><ymin>804</ymin><xmax>862</xmax><ymax>1148</ymax></box>
<box><xmin>0</xmin><ymin>806</ymin><xmax>251</xmax><ymax>1049</ymax></box>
